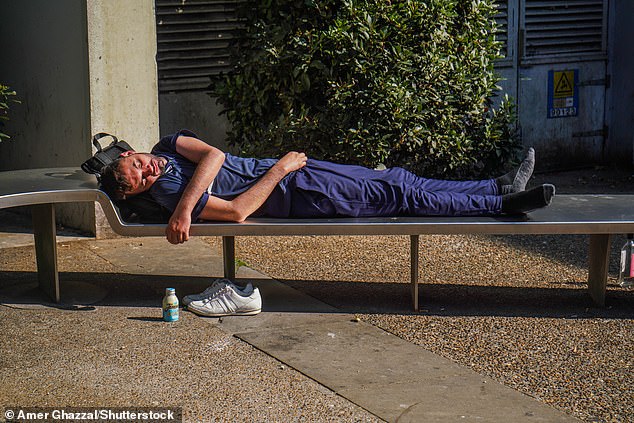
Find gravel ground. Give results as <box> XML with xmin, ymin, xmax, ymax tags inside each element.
<box><xmin>218</xmin><ymin>166</ymin><xmax>634</xmax><ymax>423</ymax></box>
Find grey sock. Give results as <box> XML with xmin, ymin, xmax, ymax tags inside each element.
<box><xmin>496</xmin><ymin>148</ymin><xmax>535</xmax><ymax>194</ymax></box>
<box><xmin>512</xmin><ymin>147</ymin><xmax>535</xmax><ymax>192</ymax></box>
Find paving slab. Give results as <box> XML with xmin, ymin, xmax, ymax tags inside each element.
<box><xmin>235</xmin><ymin>320</ymin><xmax>577</xmax><ymax>423</ymax></box>
<box><xmin>216</xmin><ymin>277</ymin><xmax>346</xmax><ymax>334</ymax></box>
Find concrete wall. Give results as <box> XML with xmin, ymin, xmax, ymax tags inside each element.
<box><xmin>606</xmin><ymin>1</ymin><xmax>634</xmax><ymax>164</ymax></box>
<box><xmin>0</xmin><ymin>1</ymin><xmax>91</xmax><ymax>170</ymax></box>
<box><xmin>0</xmin><ymin>0</ymin><xmax>93</xmax><ymax>230</ymax></box>
<box><xmin>0</xmin><ymin>0</ymin><xmax>159</xmax><ymax>235</ymax></box>
<box><xmin>159</xmin><ymin>92</ymin><xmax>232</xmax><ymax>152</ymax></box>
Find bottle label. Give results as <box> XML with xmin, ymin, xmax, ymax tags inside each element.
<box><xmin>163</xmin><ymin>305</ymin><xmax>179</xmax><ymax>322</ymax></box>
<box><xmin>630</xmin><ymin>253</ymin><xmax>634</xmax><ymax>278</ymax></box>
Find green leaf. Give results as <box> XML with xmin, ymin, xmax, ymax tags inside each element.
<box><xmin>210</xmin><ymin>0</ymin><xmax>518</xmax><ymax>178</ymax></box>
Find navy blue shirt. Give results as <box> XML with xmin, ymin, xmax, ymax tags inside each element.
<box><xmin>149</xmin><ymin>130</ymin><xmax>290</xmax><ymax>219</ymax></box>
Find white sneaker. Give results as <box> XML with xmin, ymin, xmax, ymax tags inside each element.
<box><xmin>182</xmin><ymin>279</ymin><xmax>228</xmax><ymax>306</ymax></box>
<box><xmin>182</xmin><ymin>279</ymin><xmax>252</xmax><ymax>306</ymax></box>
<box><xmin>186</xmin><ymin>283</ymin><xmax>262</xmax><ymax>317</ymax></box>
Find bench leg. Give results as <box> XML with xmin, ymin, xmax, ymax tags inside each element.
<box><xmin>411</xmin><ymin>235</ymin><xmax>420</xmax><ymax>312</ymax></box>
<box><xmin>588</xmin><ymin>234</ymin><xmax>611</xmax><ymax>307</ymax></box>
<box><xmin>32</xmin><ymin>203</ymin><xmax>60</xmax><ymax>303</ymax></box>
<box><xmin>222</xmin><ymin>236</ymin><xmax>236</xmax><ymax>281</ymax></box>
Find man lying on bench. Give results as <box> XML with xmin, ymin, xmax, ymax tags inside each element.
<box><xmin>98</xmin><ymin>129</ymin><xmax>555</xmax><ymax>317</ymax></box>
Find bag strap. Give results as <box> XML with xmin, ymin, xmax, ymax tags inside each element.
<box><xmin>92</xmin><ymin>133</ymin><xmax>118</xmax><ymax>152</ymax></box>
<box><xmin>81</xmin><ymin>161</ymin><xmax>96</xmax><ymax>175</ymax></box>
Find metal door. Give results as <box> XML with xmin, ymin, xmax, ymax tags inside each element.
<box><xmin>495</xmin><ymin>0</ymin><xmax>609</xmax><ymax>169</ymax></box>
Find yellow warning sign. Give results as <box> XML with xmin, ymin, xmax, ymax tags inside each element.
<box><xmin>553</xmin><ymin>71</ymin><xmax>574</xmax><ymax>98</ymax></box>
<box><xmin>548</xmin><ymin>69</ymin><xmax>578</xmax><ymax>118</ymax></box>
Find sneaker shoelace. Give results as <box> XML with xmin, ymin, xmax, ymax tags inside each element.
<box><xmin>202</xmin><ymin>283</ymin><xmax>223</xmax><ymax>296</ymax></box>
<box><xmin>202</xmin><ymin>285</ymin><xmax>232</xmax><ymax>303</ymax></box>
<box><xmin>198</xmin><ymin>280</ymin><xmax>232</xmax><ymax>298</ymax></box>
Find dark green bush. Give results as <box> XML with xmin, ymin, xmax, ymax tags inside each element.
<box><xmin>0</xmin><ymin>83</ymin><xmax>18</xmax><ymax>141</ymax></box>
<box><xmin>212</xmin><ymin>0</ymin><xmax>520</xmax><ymax>178</ymax></box>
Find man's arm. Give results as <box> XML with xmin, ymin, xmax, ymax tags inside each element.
<box><xmin>166</xmin><ymin>135</ymin><xmax>225</xmax><ymax>244</ymax></box>
<box><xmin>198</xmin><ymin>152</ymin><xmax>307</xmax><ymax>223</ymax></box>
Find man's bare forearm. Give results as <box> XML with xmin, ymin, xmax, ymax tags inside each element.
<box><xmin>199</xmin><ymin>152</ymin><xmax>307</xmax><ymax>222</ymax></box>
<box><xmin>228</xmin><ymin>165</ymin><xmax>287</xmax><ymax>221</ymax></box>
<box><xmin>173</xmin><ymin>150</ymin><xmax>224</xmax><ymax>217</ymax></box>
<box><xmin>165</xmin><ymin>135</ymin><xmax>226</xmax><ymax>244</ymax></box>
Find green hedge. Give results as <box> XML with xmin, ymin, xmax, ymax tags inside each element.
<box><xmin>212</xmin><ymin>0</ymin><xmax>520</xmax><ymax>178</ymax></box>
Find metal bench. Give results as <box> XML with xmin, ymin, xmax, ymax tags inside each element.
<box><xmin>1</xmin><ymin>167</ymin><xmax>632</xmax><ymax>310</ymax></box>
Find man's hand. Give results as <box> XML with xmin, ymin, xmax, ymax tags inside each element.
<box><xmin>197</xmin><ymin>151</ymin><xmax>308</xmax><ymax>223</ymax></box>
<box><xmin>165</xmin><ymin>135</ymin><xmax>225</xmax><ymax>244</ymax></box>
<box><xmin>166</xmin><ymin>210</ymin><xmax>192</xmax><ymax>244</ymax></box>
<box><xmin>276</xmin><ymin>152</ymin><xmax>307</xmax><ymax>174</ymax></box>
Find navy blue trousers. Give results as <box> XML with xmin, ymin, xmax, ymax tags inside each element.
<box><xmin>263</xmin><ymin>159</ymin><xmax>502</xmax><ymax>218</ymax></box>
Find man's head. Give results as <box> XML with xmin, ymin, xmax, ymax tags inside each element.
<box><xmin>100</xmin><ymin>151</ymin><xmax>167</xmax><ymax>200</ymax></box>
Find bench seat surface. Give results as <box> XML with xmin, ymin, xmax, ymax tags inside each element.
<box><xmin>1</xmin><ymin>167</ymin><xmax>633</xmax><ymax>237</ymax></box>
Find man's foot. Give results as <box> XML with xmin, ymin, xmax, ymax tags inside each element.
<box><xmin>496</xmin><ymin>147</ymin><xmax>535</xmax><ymax>194</ymax></box>
<box><xmin>182</xmin><ymin>279</ymin><xmax>252</xmax><ymax>306</ymax></box>
<box><xmin>501</xmin><ymin>184</ymin><xmax>555</xmax><ymax>214</ymax></box>
<box><xmin>186</xmin><ymin>283</ymin><xmax>262</xmax><ymax>317</ymax></box>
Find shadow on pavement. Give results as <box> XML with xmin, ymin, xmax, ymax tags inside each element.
<box><xmin>280</xmin><ymin>278</ymin><xmax>634</xmax><ymax>319</ymax></box>
<box><xmin>1</xmin><ymin>270</ymin><xmax>633</xmax><ymax>320</ymax></box>
<box><xmin>481</xmin><ymin>233</ymin><xmax>628</xmax><ymax>275</ymax></box>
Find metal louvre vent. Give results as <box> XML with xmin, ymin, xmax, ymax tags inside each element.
<box><xmin>155</xmin><ymin>0</ymin><xmax>242</xmax><ymax>93</ymax></box>
<box><xmin>494</xmin><ymin>1</ymin><xmax>509</xmax><ymax>59</ymax></box>
<box><xmin>524</xmin><ymin>0</ymin><xmax>605</xmax><ymax>58</ymax></box>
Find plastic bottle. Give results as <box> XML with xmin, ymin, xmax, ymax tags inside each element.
<box><xmin>162</xmin><ymin>288</ymin><xmax>179</xmax><ymax>322</ymax></box>
<box><xmin>618</xmin><ymin>235</ymin><xmax>634</xmax><ymax>288</ymax></box>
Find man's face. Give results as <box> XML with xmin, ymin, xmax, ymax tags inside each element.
<box><xmin>118</xmin><ymin>152</ymin><xmax>167</xmax><ymax>196</ymax></box>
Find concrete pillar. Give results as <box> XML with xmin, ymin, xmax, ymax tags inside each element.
<box><xmin>86</xmin><ymin>0</ymin><xmax>159</xmax><ymax>151</ymax></box>
<box><xmin>86</xmin><ymin>0</ymin><xmax>160</xmax><ymax>237</ymax></box>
